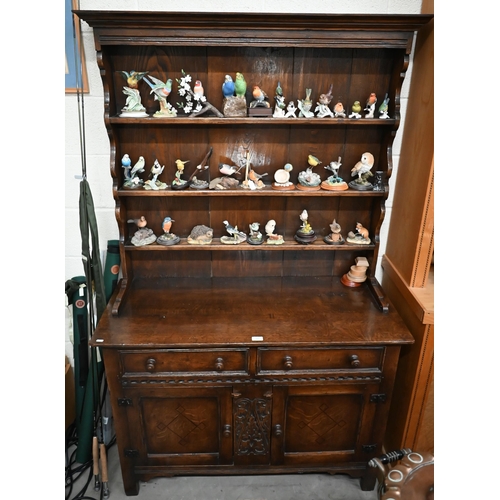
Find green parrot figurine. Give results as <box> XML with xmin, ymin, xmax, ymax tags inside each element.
<box><xmin>235</xmin><ymin>72</ymin><xmax>247</xmax><ymax>98</ymax></box>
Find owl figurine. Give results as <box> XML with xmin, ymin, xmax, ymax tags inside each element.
<box><xmin>349</xmin><ymin>152</ymin><xmax>375</xmax><ymax>190</ymax></box>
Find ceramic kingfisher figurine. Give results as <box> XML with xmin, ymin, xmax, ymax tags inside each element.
<box><xmin>156</xmin><ymin>216</ymin><xmax>180</xmax><ymax>246</ymax></box>
<box><xmin>118</xmin><ymin>70</ymin><xmax>149</xmax><ymax>117</ymax></box>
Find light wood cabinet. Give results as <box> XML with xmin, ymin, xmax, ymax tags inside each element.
<box><xmin>381</xmin><ymin>4</ymin><xmax>434</xmax><ymax>454</ymax></box>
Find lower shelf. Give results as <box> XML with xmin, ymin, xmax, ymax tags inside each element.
<box><xmin>125</xmin><ymin>239</ymin><xmax>375</xmax><ymax>251</ymax></box>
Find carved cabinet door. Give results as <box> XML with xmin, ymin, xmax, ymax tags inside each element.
<box><xmin>231</xmin><ymin>384</ymin><xmax>273</xmax><ymax>466</ymax></box>
<box><xmin>122</xmin><ymin>386</ymin><xmax>234</xmax><ymax>466</ymax></box>
<box><xmin>271</xmin><ymin>384</ymin><xmax>379</xmax><ymax>466</ymax></box>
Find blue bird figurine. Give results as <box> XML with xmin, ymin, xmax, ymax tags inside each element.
<box><xmin>222</xmin><ymin>75</ymin><xmax>235</xmax><ymax>98</ymax></box>
<box><xmin>122</xmin><ymin>153</ymin><xmax>132</xmax><ymax>179</ymax></box>
<box><xmin>162</xmin><ymin>216</ymin><xmax>175</xmax><ymax>234</ymax></box>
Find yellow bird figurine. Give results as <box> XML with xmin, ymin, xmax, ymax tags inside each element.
<box><xmin>307</xmin><ymin>155</ymin><xmax>322</xmax><ymax>168</ymax></box>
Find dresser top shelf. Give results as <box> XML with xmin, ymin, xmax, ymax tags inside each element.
<box><xmin>91</xmin><ymin>276</ymin><xmax>413</xmax><ymax>349</ymax></box>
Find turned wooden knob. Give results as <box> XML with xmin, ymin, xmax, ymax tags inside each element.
<box><xmin>284</xmin><ymin>356</ymin><xmax>293</xmax><ymax>369</ymax></box>
<box><xmin>215</xmin><ymin>357</ymin><xmax>224</xmax><ymax>371</ymax></box>
<box><xmin>274</xmin><ymin>424</ymin><xmax>282</xmax><ymax>436</ymax></box>
<box><xmin>349</xmin><ymin>354</ymin><xmax>360</xmax><ymax>367</ymax></box>
<box><xmin>223</xmin><ymin>424</ymin><xmax>231</xmax><ymax>437</ymax></box>
<box><xmin>146</xmin><ymin>358</ymin><xmax>156</xmax><ymax>371</ymax></box>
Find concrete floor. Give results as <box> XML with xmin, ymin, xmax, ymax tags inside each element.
<box><xmin>67</xmin><ymin>443</ymin><xmax>380</xmax><ymax>500</ymax></box>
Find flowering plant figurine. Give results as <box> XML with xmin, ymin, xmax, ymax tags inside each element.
<box><xmin>176</xmin><ymin>69</ymin><xmax>224</xmax><ymax>117</ymax></box>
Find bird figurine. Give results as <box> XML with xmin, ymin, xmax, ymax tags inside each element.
<box><xmin>298</xmin><ymin>88</ymin><xmax>314</xmax><ymax>117</ymax></box>
<box><xmin>143</xmin><ymin>75</ymin><xmax>172</xmax><ymax>99</ymax></box>
<box><xmin>364</xmin><ymin>93</ymin><xmax>377</xmax><ymax>118</ymax></box>
<box><xmin>307</xmin><ymin>155</ymin><xmax>322</xmax><ymax>168</ymax></box>
<box><xmin>252</xmin><ymin>85</ymin><xmax>268</xmax><ymax>102</ymax></box>
<box><xmin>162</xmin><ymin>216</ymin><xmax>175</xmax><ymax>234</ymax></box>
<box><xmin>378</xmin><ymin>93</ymin><xmax>390</xmax><ymax>119</ymax></box>
<box><xmin>318</xmin><ymin>84</ymin><xmax>333</xmax><ymax>106</ymax></box>
<box><xmin>222</xmin><ymin>75</ymin><xmax>235</xmax><ymax>98</ymax></box>
<box><xmin>130</xmin><ymin>156</ymin><xmax>146</xmax><ymax>177</ymax></box>
<box><xmin>127</xmin><ymin>216</ymin><xmax>148</xmax><ymax>229</ymax></box>
<box><xmin>285</xmin><ymin>101</ymin><xmax>297</xmax><ymax>117</ymax></box>
<box><xmin>193</xmin><ymin>80</ymin><xmax>204</xmax><ymax>98</ymax></box>
<box><xmin>223</xmin><ymin>220</ymin><xmax>246</xmax><ymax>242</ymax></box>
<box><xmin>264</xmin><ymin>219</ymin><xmax>284</xmax><ymax>244</ymax></box>
<box><xmin>196</xmin><ymin>147</ymin><xmax>213</xmax><ymax>173</ymax></box>
<box><xmin>265</xmin><ymin>219</ymin><xmax>277</xmax><ymax>237</ymax></box>
<box><xmin>275</xmin><ymin>81</ymin><xmax>283</xmax><ymax>97</ymax></box>
<box><xmin>333</xmin><ymin>101</ymin><xmax>346</xmax><ymax>118</ymax></box>
<box><xmin>122</xmin><ymin>154</ymin><xmax>132</xmax><ymax>179</ymax></box>
<box><xmin>149</xmin><ymin>159</ymin><xmax>164</xmax><ymax>182</ymax></box>
<box><xmin>350</xmin><ymin>152</ymin><xmax>375</xmax><ymax>189</ymax></box>
<box><xmin>349</xmin><ymin>100</ymin><xmax>362</xmax><ymax>119</ymax></box>
<box><xmin>247</xmin><ymin>222</ymin><xmax>263</xmax><ymax>245</ymax></box>
<box><xmin>235</xmin><ymin>72</ymin><xmax>247</xmax><ymax>98</ymax></box>
<box><xmin>143</xmin><ymin>75</ymin><xmax>176</xmax><ymax>116</ymax></box>
<box><xmin>315</xmin><ymin>84</ymin><xmax>334</xmax><ymax>117</ymax></box>
<box><xmin>187</xmin><ymin>147</ymin><xmax>213</xmax><ymax>185</ymax></box>
<box><xmin>248</xmin><ymin>169</ymin><xmax>268</xmax><ymax>183</ymax></box>
<box><xmin>119</xmin><ymin>70</ymin><xmax>148</xmax><ymax>89</ymax></box>
<box><xmin>219</xmin><ymin>163</ymin><xmax>242</xmax><ymax>176</ymax></box>
<box><xmin>175</xmin><ymin>159</ymin><xmax>189</xmax><ymax>170</ymax></box>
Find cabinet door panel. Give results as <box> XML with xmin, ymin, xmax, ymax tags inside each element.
<box><xmin>123</xmin><ymin>387</ymin><xmax>233</xmax><ymax>466</ymax></box>
<box><xmin>272</xmin><ymin>384</ymin><xmax>378</xmax><ymax>466</ymax></box>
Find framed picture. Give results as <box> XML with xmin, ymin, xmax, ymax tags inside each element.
<box><xmin>65</xmin><ymin>0</ymin><xmax>89</xmax><ymax>93</ymax></box>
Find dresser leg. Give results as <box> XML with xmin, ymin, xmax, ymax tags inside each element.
<box><xmin>123</xmin><ymin>478</ymin><xmax>139</xmax><ymax>496</ymax></box>
<box><xmin>360</xmin><ymin>467</ymin><xmax>377</xmax><ymax>491</ymax></box>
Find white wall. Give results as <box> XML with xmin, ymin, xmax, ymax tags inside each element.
<box><xmin>65</xmin><ymin>0</ymin><xmax>423</xmax><ymax>363</ymax></box>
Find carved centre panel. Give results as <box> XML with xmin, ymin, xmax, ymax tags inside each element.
<box><xmin>234</xmin><ymin>397</ymin><xmax>271</xmax><ymax>456</ymax></box>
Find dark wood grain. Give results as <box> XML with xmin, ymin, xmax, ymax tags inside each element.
<box><xmin>77</xmin><ymin>10</ymin><xmax>432</xmax><ymax>497</ymax></box>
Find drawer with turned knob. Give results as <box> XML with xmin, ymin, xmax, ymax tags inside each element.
<box><xmin>257</xmin><ymin>347</ymin><xmax>384</xmax><ymax>374</ymax></box>
<box><xmin>120</xmin><ymin>348</ymin><xmax>249</xmax><ymax>376</ymax></box>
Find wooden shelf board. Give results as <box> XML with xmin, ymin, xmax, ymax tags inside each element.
<box><xmin>110</xmin><ymin>116</ymin><xmax>397</xmax><ymax>126</ymax></box>
<box><xmin>125</xmin><ymin>240</ymin><xmax>376</xmax><ymax>251</ymax></box>
<box><xmin>117</xmin><ymin>187</ymin><xmax>386</xmax><ymax>197</ymax></box>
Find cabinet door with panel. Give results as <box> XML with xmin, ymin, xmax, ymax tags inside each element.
<box><xmin>272</xmin><ymin>384</ymin><xmax>380</xmax><ymax>468</ymax></box>
<box><xmin>121</xmin><ymin>386</ymin><xmax>234</xmax><ymax>467</ymax></box>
